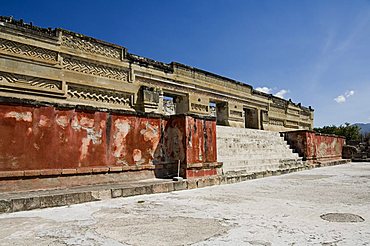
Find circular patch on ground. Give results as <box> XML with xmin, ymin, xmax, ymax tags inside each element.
<box><xmin>94</xmin><ymin>215</ymin><xmax>228</xmax><ymax>245</ymax></box>
<box><xmin>320</xmin><ymin>213</ymin><xmax>365</xmax><ymax>223</ymax></box>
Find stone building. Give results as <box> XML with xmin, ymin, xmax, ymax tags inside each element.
<box><xmin>0</xmin><ymin>17</ymin><xmax>350</xmax><ymax>211</ymax></box>
<box><xmin>0</xmin><ymin>16</ymin><xmax>313</xmax><ymax>132</ymax></box>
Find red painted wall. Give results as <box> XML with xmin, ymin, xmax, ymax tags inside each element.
<box><xmin>0</xmin><ymin>104</ymin><xmax>219</xmax><ymax>179</ymax></box>
<box><xmin>284</xmin><ymin>130</ymin><xmax>345</xmax><ymax>163</ymax></box>
<box><xmin>185</xmin><ymin>116</ymin><xmax>217</xmax><ymax>164</ymax></box>
<box><xmin>184</xmin><ymin>116</ymin><xmax>219</xmax><ymax>178</ymax></box>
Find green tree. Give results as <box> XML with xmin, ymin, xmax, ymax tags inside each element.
<box><xmin>314</xmin><ymin>123</ymin><xmax>361</xmax><ymax>141</ymax></box>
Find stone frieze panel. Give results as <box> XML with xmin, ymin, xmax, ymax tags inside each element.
<box><xmin>67</xmin><ymin>83</ymin><xmax>133</xmax><ymax>107</ymax></box>
<box><xmin>61</xmin><ymin>33</ymin><xmax>122</xmax><ymax>60</ymax></box>
<box><xmin>62</xmin><ymin>57</ymin><xmax>128</xmax><ymax>81</ymax></box>
<box><xmin>0</xmin><ymin>37</ymin><xmax>58</xmax><ymax>63</ymax></box>
<box><xmin>190</xmin><ymin>103</ymin><xmax>208</xmax><ymax>113</ymax></box>
<box><xmin>0</xmin><ymin>71</ymin><xmax>65</xmax><ymax>97</ymax></box>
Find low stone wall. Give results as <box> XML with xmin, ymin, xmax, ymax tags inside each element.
<box><xmin>283</xmin><ymin>130</ymin><xmax>346</xmax><ymax>164</ymax></box>
<box><xmin>0</xmin><ymin>103</ymin><xmax>220</xmax><ymax>182</ymax></box>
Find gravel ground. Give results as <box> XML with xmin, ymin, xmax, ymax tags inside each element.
<box><xmin>0</xmin><ymin>162</ymin><xmax>369</xmax><ymax>246</ymax></box>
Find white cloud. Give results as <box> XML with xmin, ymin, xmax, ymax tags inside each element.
<box><xmin>334</xmin><ymin>90</ymin><xmax>355</xmax><ymax>103</ymax></box>
<box><xmin>255</xmin><ymin>87</ymin><xmax>273</xmax><ymax>94</ymax></box>
<box><xmin>274</xmin><ymin>89</ymin><xmax>289</xmax><ymax>99</ymax></box>
<box><xmin>255</xmin><ymin>86</ymin><xmax>290</xmax><ymax>99</ymax></box>
<box><xmin>334</xmin><ymin>95</ymin><xmax>346</xmax><ymax>103</ymax></box>
<box><xmin>345</xmin><ymin>90</ymin><xmax>354</xmax><ymax>97</ymax></box>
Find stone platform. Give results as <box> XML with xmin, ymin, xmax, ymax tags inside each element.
<box><xmin>0</xmin><ymin>158</ymin><xmax>349</xmax><ymax>213</ymax></box>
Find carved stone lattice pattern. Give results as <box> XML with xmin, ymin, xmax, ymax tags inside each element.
<box><xmin>191</xmin><ymin>103</ymin><xmax>208</xmax><ymax>112</ymax></box>
<box><xmin>270</xmin><ymin>106</ymin><xmax>285</xmax><ymax>114</ymax></box>
<box><xmin>0</xmin><ymin>71</ymin><xmax>62</xmax><ymax>90</ymax></box>
<box><xmin>0</xmin><ymin>38</ymin><xmax>58</xmax><ymax>61</ymax></box>
<box><xmin>63</xmin><ymin>58</ymin><xmax>128</xmax><ymax>81</ymax></box>
<box><xmin>286</xmin><ymin>120</ymin><xmax>298</xmax><ymax>126</ymax></box>
<box><xmin>67</xmin><ymin>84</ymin><xmax>131</xmax><ymax>106</ymax></box>
<box><xmin>61</xmin><ymin>34</ymin><xmax>121</xmax><ymax>59</ymax></box>
<box><xmin>287</xmin><ymin>109</ymin><xmax>299</xmax><ymax>115</ymax></box>
<box><xmin>269</xmin><ymin>119</ymin><xmax>284</xmax><ymax>126</ymax></box>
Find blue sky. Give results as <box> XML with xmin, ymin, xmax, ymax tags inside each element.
<box><xmin>2</xmin><ymin>0</ymin><xmax>370</xmax><ymax>126</ymax></box>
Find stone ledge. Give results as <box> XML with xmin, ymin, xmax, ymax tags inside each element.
<box><xmin>0</xmin><ymin>165</ymin><xmax>156</xmax><ymax>179</ymax></box>
<box><xmin>0</xmin><ymin>159</ymin><xmax>350</xmax><ymax>214</ymax></box>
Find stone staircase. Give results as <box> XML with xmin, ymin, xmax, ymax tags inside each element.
<box><xmin>217</xmin><ymin>126</ymin><xmax>307</xmax><ymax>176</ymax></box>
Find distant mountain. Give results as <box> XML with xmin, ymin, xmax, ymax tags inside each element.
<box><xmin>354</xmin><ymin>123</ymin><xmax>370</xmax><ymax>135</ymax></box>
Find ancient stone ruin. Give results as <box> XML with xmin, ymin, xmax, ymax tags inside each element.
<box><xmin>0</xmin><ymin>17</ymin><xmax>347</xmax><ymax>197</ymax></box>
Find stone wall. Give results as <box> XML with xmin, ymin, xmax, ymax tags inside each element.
<box><xmin>0</xmin><ymin>16</ymin><xmax>314</xmax><ymax>132</ymax></box>
<box><xmin>0</xmin><ymin>102</ymin><xmax>219</xmax><ymax>180</ymax></box>
<box><xmin>283</xmin><ymin>131</ymin><xmax>346</xmax><ymax>164</ymax></box>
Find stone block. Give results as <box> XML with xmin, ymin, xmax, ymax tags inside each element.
<box><xmin>91</xmin><ymin>190</ymin><xmax>111</xmax><ymax>200</ymax></box>
<box><xmin>197</xmin><ymin>178</ymin><xmax>210</xmax><ymax>188</ymax></box>
<box><xmin>40</xmin><ymin>195</ymin><xmax>67</xmax><ymax>208</ymax></box>
<box><xmin>0</xmin><ymin>171</ymin><xmax>24</xmax><ymax>178</ymax></box>
<box><xmin>220</xmin><ymin>176</ymin><xmax>228</xmax><ymax>185</ymax></box>
<box><xmin>12</xmin><ymin>197</ymin><xmax>41</xmax><ymax>212</ymax></box>
<box><xmin>40</xmin><ymin>169</ymin><xmax>62</xmax><ymax>176</ymax></box>
<box><xmin>77</xmin><ymin>167</ymin><xmax>93</xmax><ymax>174</ymax></box>
<box><xmin>173</xmin><ymin>181</ymin><xmax>187</xmax><ymax>191</ymax></box>
<box><xmin>64</xmin><ymin>193</ymin><xmax>81</xmax><ymax>205</ymax></box>
<box><xmin>187</xmin><ymin>180</ymin><xmax>197</xmax><ymax>189</ymax></box>
<box><xmin>0</xmin><ymin>200</ymin><xmax>12</xmax><ymax>213</ymax></box>
<box><xmin>152</xmin><ymin>183</ymin><xmax>174</xmax><ymax>193</ymax></box>
<box><xmin>212</xmin><ymin>176</ymin><xmax>221</xmax><ymax>185</ymax></box>
<box><xmin>255</xmin><ymin>172</ymin><xmax>264</xmax><ymax>179</ymax></box>
<box><xmin>226</xmin><ymin>177</ymin><xmax>236</xmax><ymax>184</ymax></box>
<box><xmin>264</xmin><ymin>171</ymin><xmax>272</xmax><ymax>177</ymax></box>
<box><xmin>109</xmin><ymin>166</ymin><xmax>123</xmax><ymax>172</ymax></box>
<box><xmin>92</xmin><ymin>167</ymin><xmax>109</xmax><ymax>173</ymax></box>
<box><xmin>274</xmin><ymin>170</ymin><xmax>282</xmax><ymax>176</ymax></box>
<box><xmin>121</xmin><ymin>187</ymin><xmax>136</xmax><ymax>197</ymax></box>
<box><xmin>133</xmin><ymin>186</ymin><xmax>153</xmax><ymax>195</ymax></box>
<box><xmin>24</xmin><ymin>170</ymin><xmax>41</xmax><ymax>177</ymax></box>
<box><xmin>111</xmin><ymin>189</ymin><xmax>123</xmax><ymax>198</ymax></box>
<box><xmin>62</xmin><ymin>169</ymin><xmax>77</xmax><ymax>175</ymax></box>
<box><xmin>79</xmin><ymin>192</ymin><xmax>94</xmax><ymax>203</ymax></box>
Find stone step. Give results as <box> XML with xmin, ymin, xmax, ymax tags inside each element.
<box><xmin>218</xmin><ymin>133</ymin><xmax>283</xmax><ymax>138</ymax></box>
<box><xmin>222</xmin><ymin>159</ymin><xmax>306</xmax><ymax>170</ymax></box>
<box><xmin>217</xmin><ymin>148</ymin><xmax>297</xmax><ymax>155</ymax></box>
<box><xmin>217</xmin><ymin>138</ymin><xmax>288</xmax><ymax>144</ymax></box>
<box><xmin>220</xmin><ymin>158</ymin><xmax>303</xmax><ymax>167</ymax></box>
<box><xmin>217</xmin><ymin>143</ymin><xmax>296</xmax><ymax>152</ymax></box>
<box><xmin>223</xmin><ymin>163</ymin><xmax>306</xmax><ymax>174</ymax></box>
<box><xmin>216</xmin><ymin>126</ymin><xmax>280</xmax><ymax>136</ymax></box>
<box><xmin>217</xmin><ymin>139</ymin><xmax>289</xmax><ymax>146</ymax></box>
<box><xmin>223</xmin><ymin>163</ymin><xmax>307</xmax><ymax>176</ymax></box>
<box><xmin>218</xmin><ymin>153</ymin><xmax>300</xmax><ymax>161</ymax></box>
<box><xmin>217</xmin><ymin>144</ymin><xmax>293</xmax><ymax>153</ymax></box>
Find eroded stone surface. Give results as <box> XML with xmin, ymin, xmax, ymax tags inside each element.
<box><xmin>0</xmin><ymin>163</ymin><xmax>369</xmax><ymax>245</ymax></box>
<box><xmin>320</xmin><ymin>213</ymin><xmax>365</xmax><ymax>223</ymax></box>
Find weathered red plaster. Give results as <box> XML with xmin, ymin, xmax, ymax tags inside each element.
<box><xmin>183</xmin><ymin>116</ymin><xmax>219</xmax><ymax>178</ymax></box>
<box><xmin>284</xmin><ymin>130</ymin><xmax>346</xmax><ymax>164</ymax></box>
<box><xmin>0</xmin><ymin>104</ymin><xmax>220</xmax><ymax>179</ymax></box>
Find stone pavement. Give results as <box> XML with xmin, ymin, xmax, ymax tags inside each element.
<box><xmin>0</xmin><ymin>162</ymin><xmax>369</xmax><ymax>245</ymax></box>
<box><xmin>0</xmin><ymin>159</ymin><xmax>349</xmax><ymax>214</ymax></box>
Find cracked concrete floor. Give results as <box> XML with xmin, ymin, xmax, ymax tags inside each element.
<box><xmin>0</xmin><ymin>162</ymin><xmax>370</xmax><ymax>246</ymax></box>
